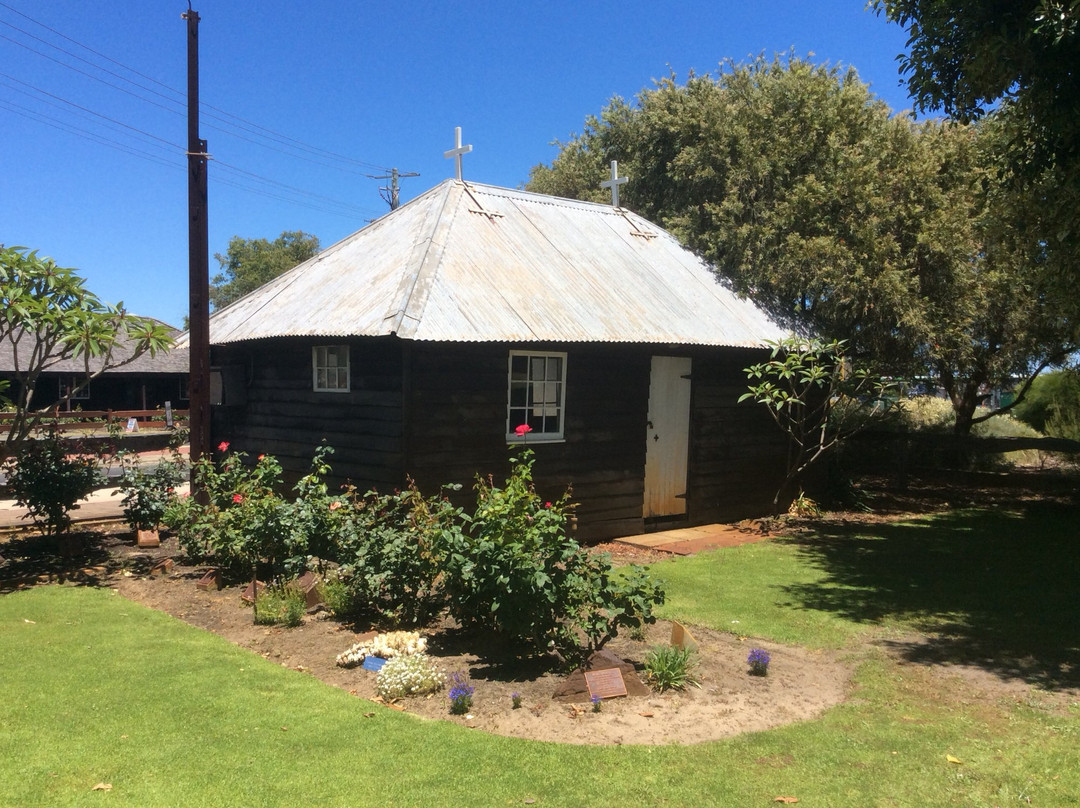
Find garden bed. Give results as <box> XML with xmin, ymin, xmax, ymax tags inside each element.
<box><xmin>102</xmin><ymin>534</ymin><xmax>852</xmax><ymax>745</ymax></box>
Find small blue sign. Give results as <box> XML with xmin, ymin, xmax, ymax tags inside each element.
<box><xmin>362</xmin><ymin>656</ymin><xmax>387</xmax><ymax>672</ymax></box>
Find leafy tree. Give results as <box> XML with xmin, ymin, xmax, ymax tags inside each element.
<box><xmin>0</xmin><ymin>245</ymin><xmax>174</xmax><ymax>459</ymax></box>
<box><xmin>873</xmin><ymin>1</ymin><xmax>1080</xmax><ymax>306</ymax></box>
<box><xmin>210</xmin><ymin>230</ymin><xmax>320</xmax><ymax>310</ymax></box>
<box><xmin>529</xmin><ymin>57</ymin><xmax>1078</xmax><ymax>434</ymax></box>
<box><xmin>873</xmin><ymin>2</ymin><xmax>1078</xmax><ymax>117</ymax></box>
<box><xmin>740</xmin><ymin>337</ymin><xmax>900</xmax><ymax>511</ymax></box>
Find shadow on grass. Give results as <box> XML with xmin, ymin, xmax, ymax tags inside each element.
<box><xmin>779</xmin><ymin>500</ymin><xmax>1080</xmax><ymax>690</ymax></box>
<box><xmin>0</xmin><ymin>530</ymin><xmax>115</xmax><ymax>590</ymax></box>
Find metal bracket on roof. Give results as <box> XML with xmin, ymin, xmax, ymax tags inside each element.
<box><xmin>620</xmin><ymin>211</ymin><xmax>656</xmax><ymax>239</ymax></box>
<box><xmin>463</xmin><ymin>183</ymin><xmax>504</xmax><ymax>220</ymax></box>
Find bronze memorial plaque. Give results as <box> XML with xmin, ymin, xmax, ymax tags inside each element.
<box><xmin>584</xmin><ymin>668</ymin><xmax>628</xmax><ymax>700</ymax></box>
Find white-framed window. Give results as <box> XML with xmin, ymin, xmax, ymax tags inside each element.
<box><xmin>312</xmin><ymin>345</ymin><xmax>350</xmax><ymax>392</ymax></box>
<box><xmin>506</xmin><ymin>350</ymin><xmax>566</xmax><ymax>441</ymax></box>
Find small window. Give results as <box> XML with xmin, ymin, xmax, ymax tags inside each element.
<box><xmin>313</xmin><ymin>345</ymin><xmax>350</xmax><ymax>392</ymax></box>
<box><xmin>506</xmin><ymin>351</ymin><xmax>566</xmax><ymax>441</ymax></box>
<box><xmin>60</xmin><ymin>376</ymin><xmax>90</xmax><ymax>401</ymax></box>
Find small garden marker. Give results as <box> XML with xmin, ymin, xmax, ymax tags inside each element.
<box><xmin>584</xmin><ymin>668</ymin><xmax>628</xmax><ymax>700</ymax></box>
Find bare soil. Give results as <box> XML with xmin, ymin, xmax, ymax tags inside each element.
<box><xmin>99</xmin><ymin>535</ymin><xmax>850</xmax><ymax>746</ymax></box>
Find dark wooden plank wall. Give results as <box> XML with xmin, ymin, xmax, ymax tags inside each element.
<box><xmin>210</xmin><ymin>338</ymin><xmax>789</xmax><ymax>541</ymax></box>
<box><xmin>685</xmin><ymin>347</ymin><xmax>790</xmax><ymax>523</ymax></box>
<box><xmin>403</xmin><ymin>343</ymin><xmax>651</xmax><ymax>541</ymax></box>
<box><xmin>210</xmin><ymin>338</ymin><xmax>405</xmax><ymax>490</ymax></box>
<box><xmin>5</xmin><ymin>372</ymin><xmax>187</xmax><ymax>413</ymax></box>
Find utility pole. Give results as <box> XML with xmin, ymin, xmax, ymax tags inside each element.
<box><xmin>183</xmin><ymin>6</ymin><xmax>211</xmax><ymax>469</ymax></box>
<box><xmin>369</xmin><ymin>167</ymin><xmax>419</xmax><ymax>210</ymax></box>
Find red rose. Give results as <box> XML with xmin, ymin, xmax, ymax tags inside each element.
<box><xmin>232</xmin><ymin>493</ymin><xmax>243</xmax><ymax>504</ymax></box>
<box><xmin>514</xmin><ymin>424</ymin><xmax>533</xmax><ymax>436</ymax></box>
<box><xmin>218</xmin><ymin>441</ymin><xmax>230</xmax><ymax>452</ymax></box>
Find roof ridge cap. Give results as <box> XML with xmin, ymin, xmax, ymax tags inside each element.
<box><xmin>382</xmin><ymin>181</ymin><xmax>461</xmax><ymax>336</ymax></box>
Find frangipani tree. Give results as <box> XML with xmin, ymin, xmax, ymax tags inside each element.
<box><xmin>740</xmin><ymin>336</ymin><xmax>901</xmax><ymax>512</ymax></box>
<box><xmin>0</xmin><ymin>245</ymin><xmax>173</xmax><ymax>459</ymax></box>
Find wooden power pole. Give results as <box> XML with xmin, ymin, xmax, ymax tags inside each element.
<box><xmin>183</xmin><ymin>6</ymin><xmax>211</xmax><ymax>468</ymax></box>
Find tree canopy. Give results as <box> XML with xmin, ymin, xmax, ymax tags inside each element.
<box><xmin>0</xmin><ymin>245</ymin><xmax>174</xmax><ymax>458</ymax></box>
<box><xmin>528</xmin><ymin>56</ymin><xmax>1078</xmax><ymax>434</ymax></box>
<box><xmin>210</xmin><ymin>230</ymin><xmax>320</xmax><ymax>310</ymax></box>
<box><xmin>874</xmin><ymin>1</ymin><xmax>1080</xmax><ymax>289</ymax></box>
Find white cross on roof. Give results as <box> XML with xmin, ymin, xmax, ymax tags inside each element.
<box><xmin>600</xmin><ymin>160</ymin><xmax>629</xmax><ymax>207</ymax></box>
<box><xmin>444</xmin><ymin>126</ymin><xmax>473</xmax><ymax>180</ymax></box>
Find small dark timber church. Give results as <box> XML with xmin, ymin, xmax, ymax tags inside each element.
<box><xmin>203</xmin><ymin>178</ymin><xmax>790</xmax><ymax>540</ymax></box>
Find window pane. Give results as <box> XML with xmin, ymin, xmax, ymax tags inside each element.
<box><xmin>508</xmin><ymin>352</ymin><xmax>565</xmax><ymax>438</ymax></box>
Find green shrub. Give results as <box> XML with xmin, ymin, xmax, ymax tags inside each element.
<box><xmin>118</xmin><ymin>454</ymin><xmax>187</xmax><ymax>531</ymax></box>
<box><xmin>331</xmin><ymin>480</ymin><xmax>460</xmax><ymax>626</ymax></box>
<box><xmin>441</xmin><ymin>448</ymin><xmax>665</xmax><ymax>661</ymax></box>
<box><xmin>643</xmin><ymin>644</ymin><xmax>699</xmax><ymax>692</ymax></box>
<box><xmin>4</xmin><ymin>429</ymin><xmax>101</xmax><ymax>536</ymax></box>
<box><xmin>1012</xmin><ymin>369</ymin><xmax>1080</xmax><ymax>442</ymax></box>
<box><xmin>375</xmin><ymin>652</ymin><xmax>445</xmax><ymax>700</ymax></box>
<box><xmin>163</xmin><ymin>443</ymin><xmax>337</xmax><ymax>581</ymax></box>
<box><xmin>318</xmin><ymin>573</ymin><xmax>354</xmax><ymax>617</ymax></box>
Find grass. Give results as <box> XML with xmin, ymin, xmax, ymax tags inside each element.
<box><xmin>2</xmin><ymin>502</ymin><xmax>1079</xmax><ymax>806</ymax></box>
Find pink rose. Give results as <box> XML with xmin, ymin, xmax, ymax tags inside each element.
<box><xmin>218</xmin><ymin>441</ymin><xmax>230</xmax><ymax>452</ymax></box>
<box><xmin>514</xmin><ymin>424</ymin><xmax>533</xmax><ymax>436</ymax></box>
<box><xmin>232</xmin><ymin>493</ymin><xmax>243</xmax><ymax>504</ymax></box>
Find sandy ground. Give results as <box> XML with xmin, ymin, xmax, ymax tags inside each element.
<box><xmin>103</xmin><ymin>534</ymin><xmax>852</xmax><ymax>746</ymax></box>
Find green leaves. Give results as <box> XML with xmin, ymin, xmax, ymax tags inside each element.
<box><xmin>210</xmin><ymin>231</ymin><xmax>320</xmax><ymax>310</ymax></box>
<box><xmin>0</xmin><ymin>245</ymin><xmax>175</xmax><ymax>459</ymax></box>
<box><xmin>742</xmin><ymin>336</ymin><xmax>902</xmax><ymax>509</ymax></box>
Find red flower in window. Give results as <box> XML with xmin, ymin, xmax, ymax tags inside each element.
<box><xmin>232</xmin><ymin>493</ymin><xmax>243</xmax><ymax>504</ymax></box>
<box><xmin>218</xmin><ymin>441</ymin><xmax>230</xmax><ymax>453</ymax></box>
<box><xmin>258</xmin><ymin>454</ymin><xmax>265</xmax><ymax>461</ymax></box>
<box><xmin>514</xmin><ymin>424</ymin><xmax>533</xmax><ymax>436</ymax></box>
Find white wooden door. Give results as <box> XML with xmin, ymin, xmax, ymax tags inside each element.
<box><xmin>643</xmin><ymin>356</ymin><xmax>692</xmax><ymax>518</ymax></box>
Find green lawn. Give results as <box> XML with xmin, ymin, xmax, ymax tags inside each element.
<box><xmin>2</xmin><ymin>503</ymin><xmax>1078</xmax><ymax>806</ymax></box>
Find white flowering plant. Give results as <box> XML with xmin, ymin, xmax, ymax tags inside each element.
<box><xmin>335</xmin><ymin>630</ymin><xmax>427</xmax><ymax>668</ymax></box>
<box><xmin>375</xmin><ymin>652</ymin><xmax>445</xmax><ymax>700</ymax></box>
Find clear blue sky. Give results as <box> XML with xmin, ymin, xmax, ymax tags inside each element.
<box><xmin>1</xmin><ymin>1</ymin><xmax>915</xmax><ymax>328</ymax></box>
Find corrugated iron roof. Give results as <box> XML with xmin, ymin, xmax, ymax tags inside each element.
<box><xmin>198</xmin><ymin>180</ymin><xmax>786</xmax><ymax>347</ymax></box>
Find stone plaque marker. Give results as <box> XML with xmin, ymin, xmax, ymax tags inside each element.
<box><xmin>671</xmin><ymin>620</ymin><xmax>699</xmax><ymax>652</ymax></box>
<box><xmin>584</xmin><ymin>667</ymin><xmax>628</xmax><ymax>700</ymax></box>
<box><xmin>291</xmin><ymin>571</ymin><xmax>323</xmax><ymax>608</ymax></box>
<box><xmin>241</xmin><ymin>580</ymin><xmax>266</xmax><ymax>603</ymax></box>
<box><xmin>136</xmin><ymin>529</ymin><xmax>160</xmax><ymax>548</ymax></box>
<box><xmin>196</xmin><ymin>568</ymin><xmax>222</xmax><ymax>591</ymax></box>
<box><xmin>149</xmin><ymin>558</ymin><xmax>173</xmax><ymax>577</ymax></box>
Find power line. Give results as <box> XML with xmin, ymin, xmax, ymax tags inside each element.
<box><xmin>0</xmin><ymin>71</ymin><xmax>181</xmax><ymax>149</ymax></box>
<box><xmin>0</xmin><ymin>3</ymin><xmax>403</xmax><ymax>218</ymax></box>
<box><xmin>0</xmin><ymin>89</ymin><xmax>379</xmax><ymax>219</ymax></box>
<box><xmin>0</xmin><ymin>2</ymin><xmax>394</xmax><ymax>173</ymax></box>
